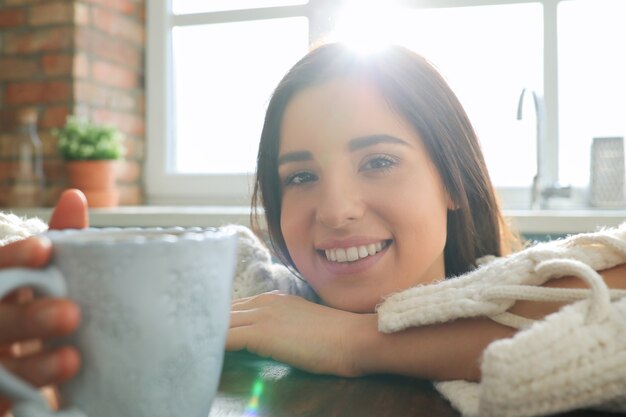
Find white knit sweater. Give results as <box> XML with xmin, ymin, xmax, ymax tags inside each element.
<box><xmin>2</xmin><ymin>214</ymin><xmax>625</xmax><ymax>417</ymax></box>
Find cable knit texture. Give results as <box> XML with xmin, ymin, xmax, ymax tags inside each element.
<box><xmin>220</xmin><ymin>225</ymin><xmax>317</xmax><ymax>302</ymax></box>
<box><xmin>0</xmin><ymin>213</ymin><xmax>48</xmax><ymax>245</ymax></box>
<box><xmin>378</xmin><ymin>223</ymin><xmax>626</xmax><ymax>417</ymax></box>
<box><xmin>2</xmin><ymin>215</ymin><xmax>624</xmax><ymax>417</ymax></box>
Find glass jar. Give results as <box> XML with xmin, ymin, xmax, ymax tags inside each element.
<box><xmin>7</xmin><ymin>107</ymin><xmax>45</xmax><ymax>207</ymax></box>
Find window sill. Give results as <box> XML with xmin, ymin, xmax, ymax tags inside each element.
<box><xmin>6</xmin><ymin>206</ymin><xmax>625</xmax><ymax>235</ymax></box>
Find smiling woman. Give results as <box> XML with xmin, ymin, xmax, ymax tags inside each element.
<box><xmin>277</xmin><ymin>78</ymin><xmax>452</xmax><ymax>313</ymax></box>
<box><xmin>230</xmin><ymin>42</ymin><xmax>626</xmax><ymax>417</ymax></box>
<box><xmin>253</xmin><ymin>44</ymin><xmax>510</xmax><ymax>290</ymax></box>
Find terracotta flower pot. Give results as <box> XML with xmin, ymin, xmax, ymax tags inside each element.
<box><xmin>65</xmin><ymin>160</ymin><xmax>119</xmax><ymax>208</ymax></box>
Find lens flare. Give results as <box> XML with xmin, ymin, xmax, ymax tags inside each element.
<box><xmin>242</xmin><ymin>379</ymin><xmax>264</xmax><ymax>416</ymax></box>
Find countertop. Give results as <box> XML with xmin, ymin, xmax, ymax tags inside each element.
<box><xmin>6</xmin><ymin>206</ymin><xmax>626</xmax><ymax>235</ymax></box>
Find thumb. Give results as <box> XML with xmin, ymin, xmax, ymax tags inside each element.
<box><xmin>49</xmin><ymin>189</ymin><xmax>89</xmax><ymax>230</ymax></box>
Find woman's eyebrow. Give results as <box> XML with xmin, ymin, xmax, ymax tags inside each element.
<box><xmin>278</xmin><ymin>150</ymin><xmax>312</xmax><ymax>166</ymax></box>
<box><xmin>278</xmin><ymin>134</ymin><xmax>409</xmax><ymax>166</ymax></box>
<box><xmin>348</xmin><ymin>134</ymin><xmax>410</xmax><ymax>151</ymax></box>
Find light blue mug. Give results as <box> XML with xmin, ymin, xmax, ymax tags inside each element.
<box><xmin>0</xmin><ymin>227</ymin><xmax>238</xmax><ymax>417</ymax></box>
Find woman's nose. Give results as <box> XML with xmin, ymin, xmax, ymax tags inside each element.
<box><xmin>315</xmin><ymin>180</ymin><xmax>365</xmax><ymax>229</ymax></box>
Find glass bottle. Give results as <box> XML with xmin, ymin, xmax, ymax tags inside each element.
<box><xmin>7</xmin><ymin>107</ymin><xmax>45</xmax><ymax>207</ymax></box>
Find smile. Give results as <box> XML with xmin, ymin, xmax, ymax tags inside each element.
<box><xmin>323</xmin><ymin>240</ymin><xmax>391</xmax><ymax>263</ymax></box>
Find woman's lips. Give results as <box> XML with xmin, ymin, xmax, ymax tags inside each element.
<box><xmin>324</xmin><ymin>240</ymin><xmax>388</xmax><ymax>262</ymax></box>
<box><xmin>317</xmin><ymin>240</ymin><xmax>392</xmax><ymax>276</ymax></box>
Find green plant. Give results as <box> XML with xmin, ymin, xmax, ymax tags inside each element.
<box><xmin>53</xmin><ymin>116</ymin><xmax>125</xmax><ymax>160</ymax></box>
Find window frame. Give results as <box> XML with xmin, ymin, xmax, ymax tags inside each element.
<box><xmin>146</xmin><ymin>0</ymin><xmax>569</xmax><ymax>207</ymax></box>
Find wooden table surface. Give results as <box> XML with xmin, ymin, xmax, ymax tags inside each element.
<box><xmin>209</xmin><ymin>352</ymin><xmax>616</xmax><ymax>417</ymax></box>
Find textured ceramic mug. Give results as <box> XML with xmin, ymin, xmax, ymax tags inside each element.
<box><xmin>0</xmin><ymin>227</ymin><xmax>238</xmax><ymax>417</ymax></box>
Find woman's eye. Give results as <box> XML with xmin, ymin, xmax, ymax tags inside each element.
<box><xmin>284</xmin><ymin>171</ymin><xmax>317</xmax><ymax>186</ymax></box>
<box><xmin>361</xmin><ymin>155</ymin><xmax>398</xmax><ymax>172</ymax></box>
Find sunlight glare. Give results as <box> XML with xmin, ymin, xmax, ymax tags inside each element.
<box><xmin>330</xmin><ymin>0</ymin><xmax>404</xmax><ymax>54</ymax></box>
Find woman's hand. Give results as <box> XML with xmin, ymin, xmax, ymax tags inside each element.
<box><xmin>0</xmin><ymin>189</ymin><xmax>88</xmax><ymax>414</ymax></box>
<box><xmin>227</xmin><ymin>291</ymin><xmax>374</xmax><ymax>377</ymax></box>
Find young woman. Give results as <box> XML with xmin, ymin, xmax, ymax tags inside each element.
<box><xmin>226</xmin><ymin>43</ymin><xmax>626</xmax><ymax>414</ymax></box>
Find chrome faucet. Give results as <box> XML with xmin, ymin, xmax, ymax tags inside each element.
<box><xmin>516</xmin><ymin>88</ymin><xmax>571</xmax><ymax>209</ymax></box>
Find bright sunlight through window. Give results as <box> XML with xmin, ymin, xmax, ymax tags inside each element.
<box><xmin>330</xmin><ymin>2</ymin><xmax>543</xmax><ymax>187</ymax></box>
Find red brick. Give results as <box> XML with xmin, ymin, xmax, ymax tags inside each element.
<box><xmin>0</xmin><ymin>57</ymin><xmax>38</xmax><ymax>80</ymax></box>
<box><xmin>138</xmin><ymin>3</ymin><xmax>144</xmax><ymax>22</ymax></box>
<box><xmin>118</xmin><ymin>183</ymin><xmax>144</xmax><ymax>205</ymax></box>
<box><xmin>91</xmin><ymin>6</ymin><xmax>143</xmax><ymax>45</ymax></box>
<box><xmin>91</xmin><ymin>60</ymin><xmax>139</xmax><ymax>89</ymax></box>
<box><xmin>116</xmin><ymin>159</ymin><xmax>140</xmax><ymax>182</ymax></box>
<box><xmin>74</xmin><ymin>28</ymin><xmax>141</xmax><ymax>70</ymax></box>
<box><xmin>0</xmin><ymin>188</ymin><xmax>8</xmax><ymax>207</ymax></box>
<box><xmin>29</xmin><ymin>2</ymin><xmax>74</xmax><ymax>26</ymax></box>
<box><xmin>43</xmin><ymin>159</ymin><xmax>66</xmax><ymax>182</ymax></box>
<box><xmin>107</xmin><ymin>90</ymin><xmax>137</xmax><ymax>111</ymax></box>
<box><xmin>83</xmin><ymin>0</ymin><xmax>137</xmax><ymax>17</ymax></box>
<box><xmin>5</xmin><ymin>0</ymin><xmax>46</xmax><ymax>6</ymax></box>
<box><xmin>45</xmin><ymin>185</ymin><xmax>70</xmax><ymax>207</ymax></box>
<box><xmin>137</xmin><ymin>92</ymin><xmax>145</xmax><ymax>114</ymax></box>
<box><xmin>73</xmin><ymin>53</ymin><xmax>90</xmax><ymax>77</ymax></box>
<box><xmin>91</xmin><ymin>108</ymin><xmax>144</xmax><ymax>137</ymax></box>
<box><xmin>75</xmin><ymin>80</ymin><xmax>106</xmax><ymax>106</ymax></box>
<box><xmin>121</xmin><ymin>136</ymin><xmax>143</xmax><ymax>159</ymax></box>
<box><xmin>38</xmin><ymin>131</ymin><xmax>61</xmax><ymax>157</ymax></box>
<box><xmin>40</xmin><ymin>105</ymin><xmax>70</xmax><ymax>129</ymax></box>
<box><xmin>41</xmin><ymin>54</ymin><xmax>73</xmax><ymax>76</ymax></box>
<box><xmin>74</xmin><ymin>2</ymin><xmax>90</xmax><ymax>25</ymax></box>
<box><xmin>0</xmin><ymin>161</ymin><xmax>17</xmax><ymax>181</ymax></box>
<box><xmin>0</xmin><ymin>8</ymin><xmax>25</xmax><ymax>28</ymax></box>
<box><xmin>5</xmin><ymin>27</ymin><xmax>74</xmax><ymax>54</ymax></box>
<box><xmin>0</xmin><ymin>134</ymin><xmax>11</xmax><ymax>158</ymax></box>
<box><xmin>75</xmin><ymin>80</ymin><xmax>138</xmax><ymax>111</ymax></box>
<box><xmin>0</xmin><ymin>110</ymin><xmax>19</xmax><ymax>133</ymax></box>
<box><xmin>5</xmin><ymin>80</ymin><xmax>72</xmax><ymax>104</ymax></box>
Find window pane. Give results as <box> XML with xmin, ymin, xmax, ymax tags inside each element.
<box><xmin>173</xmin><ymin>0</ymin><xmax>308</xmax><ymax>15</ymax></box>
<box><xmin>333</xmin><ymin>3</ymin><xmax>543</xmax><ymax>187</ymax></box>
<box><xmin>172</xmin><ymin>18</ymin><xmax>309</xmax><ymax>174</ymax></box>
<box><xmin>558</xmin><ymin>0</ymin><xmax>626</xmax><ymax>186</ymax></box>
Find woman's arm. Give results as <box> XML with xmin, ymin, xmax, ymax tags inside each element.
<box><xmin>228</xmin><ymin>263</ymin><xmax>625</xmax><ymax>381</ymax></box>
<box><xmin>356</xmin><ymin>263</ymin><xmax>626</xmax><ymax>382</ymax></box>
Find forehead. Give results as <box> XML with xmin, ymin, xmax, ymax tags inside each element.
<box><xmin>279</xmin><ymin>78</ymin><xmax>418</xmax><ymax>152</ymax></box>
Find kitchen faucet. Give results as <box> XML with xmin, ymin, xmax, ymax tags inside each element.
<box><xmin>516</xmin><ymin>88</ymin><xmax>571</xmax><ymax>209</ymax></box>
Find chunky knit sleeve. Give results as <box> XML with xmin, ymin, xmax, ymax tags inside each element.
<box><xmin>222</xmin><ymin>224</ymin><xmax>317</xmax><ymax>302</ymax></box>
<box><xmin>376</xmin><ymin>223</ymin><xmax>626</xmax><ymax>417</ymax></box>
<box><xmin>0</xmin><ymin>212</ymin><xmax>48</xmax><ymax>246</ymax></box>
<box><xmin>377</xmin><ymin>222</ymin><xmax>626</xmax><ymax>332</ymax></box>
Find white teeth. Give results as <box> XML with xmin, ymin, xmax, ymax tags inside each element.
<box><xmin>346</xmin><ymin>247</ymin><xmax>359</xmax><ymax>262</ymax></box>
<box><xmin>323</xmin><ymin>241</ymin><xmax>388</xmax><ymax>263</ymax></box>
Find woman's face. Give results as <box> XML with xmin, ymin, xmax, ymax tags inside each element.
<box><xmin>278</xmin><ymin>78</ymin><xmax>452</xmax><ymax>313</ymax></box>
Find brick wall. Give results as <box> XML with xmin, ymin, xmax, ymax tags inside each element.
<box><xmin>0</xmin><ymin>0</ymin><xmax>145</xmax><ymax>207</ymax></box>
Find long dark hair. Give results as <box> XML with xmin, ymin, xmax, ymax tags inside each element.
<box><xmin>251</xmin><ymin>43</ymin><xmax>516</xmax><ymax>278</ymax></box>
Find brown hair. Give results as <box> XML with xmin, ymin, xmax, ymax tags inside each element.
<box><xmin>251</xmin><ymin>43</ymin><xmax>517</xmax><ymax>278</ymax></box>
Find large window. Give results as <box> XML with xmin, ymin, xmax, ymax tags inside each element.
<box><xmin>146</xmin><ymin>0</ymin><xmax>626</xmax><ymax>207</ymax></box>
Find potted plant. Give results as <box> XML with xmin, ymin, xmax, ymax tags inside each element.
<box><xmin>53</xmin><ymin>116</ymin><xmax>125</xmax><ymax>208</ymax></box>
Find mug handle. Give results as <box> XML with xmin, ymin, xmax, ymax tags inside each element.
<box><xmin>0</xmin><ymin>268</ymin><xmax>86</xmax><ymax>417</ymax></box>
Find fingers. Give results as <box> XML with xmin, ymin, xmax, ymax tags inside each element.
<box><xmin>225</xmin><ymin>325</ymin><xmax>252</xmax><ymax>352</ymax></box>
<box><xmin>0</xmin><ymin>346</ymin><xmax>81</xmax><ymax>389</ymax></box>
<box><xmin>0</xmin><ymin>237</ymin><xmax>52</xmax><ymax>269</ymax></box>
<box><xmin>0</xmin><ymin>299</ymin><xmax>80</xmax><ymax>345</ymax></box>
<box><xmin>49</xmin><ymin>189</ymin><xmax>89</xmax><ymax>230</ymax></box>
<box><xmin>231</xmin><ymin>290</ymin><xmax>283</xmax><ymax>309</ymax></box>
